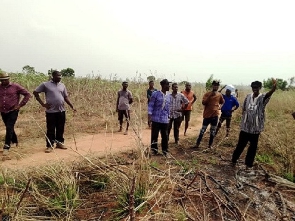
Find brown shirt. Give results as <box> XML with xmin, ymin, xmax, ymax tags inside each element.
<box><xmin>202</xmin><ymin>91</ymin><xmax>224</xmax><ymax>118</ymax></box>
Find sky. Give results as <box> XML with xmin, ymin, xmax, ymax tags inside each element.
<box><xmin>0</xmin><ymin>0</ymin><xmax>294</xmax><ymax>85</ymax></box>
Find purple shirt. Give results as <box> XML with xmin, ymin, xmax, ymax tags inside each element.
<box><xmin>148</xmin><ymin>90</ymin><xmax>170</xmax><ymax>124</ymax></box>
<box><xmin>0</xmin><ymin>82</ymin><xmax>31</xmax><ymax>113</ymax></box>
<box><xmin>34</xmin><ymin>81</ymin><xmax>68</xmax><ymax>113</ymax></box>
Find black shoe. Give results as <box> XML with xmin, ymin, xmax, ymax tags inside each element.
<box><xmin>192</xmin><ymin>143</ymin><xmax>200</xmax><ymax>149</ymax></box>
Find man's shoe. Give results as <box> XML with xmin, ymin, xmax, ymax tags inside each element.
<box><xmin>45</xmin><ymin>147</ymin><xmax>53</xmax><ymax>153</ymax></box>
<box><xmin>3</xmin><ymin>149</ymin><xmax>9</xmax><ymax>156</ymax></box>
<box><xmin>124</xmin><ymin>130</ymin><xmax>128</xmax><ymax>135</ymax></box>
<box><xmin>175</xmin><ymin>140</ymin><xmax>179</xmax><ymax>145</ymax></box>
<box><xmin>163</xmin><ymin>152</ymin><xmax>172</xmax><ymax>159</ymax></box>
<box><xmin>192</xmin><ymin>143</ymin><xmax>200</xmax><ymax>149</ymax></box>
<box><xmin>56</xmin><ymin>142</ymin><xmax>67</xmax><ymax>149</ymax></box>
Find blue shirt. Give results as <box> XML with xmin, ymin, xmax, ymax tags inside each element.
<box><xmin>148</xmin><ymin>90</ymin><xmax>170</xmax><ymax>123</ymax></box>
<box><xmin>221</xmin><ymin>94</ymin><xmax>239</xmax><ymax>116</ymax></box>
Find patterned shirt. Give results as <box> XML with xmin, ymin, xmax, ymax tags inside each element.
<box><xmin>169</xmin><ymin>93</ymin><xmax>189</xmax><ymax>119</ymax></box>
<box><xmin>148</xmin><ymin>90</ymin><xmax>170</xmax><ymax>123</ymax></box>
<box><xmin>0</xmin><ymin>82</ymin><xmax>31</xmax><ymax>113</ymax></box>
<box><xmin>34</xmin><ymin>80</ymin><xmax>68</xmax><ymax>113</ymax></box>
<box><xmin>240</xmin><ymin>93</ymin><xmax>271</xmax><ymax>134</ymax></box>
<box><xmin>117</xmin><ymin>89</ymin><xmax>133</xmax><ymax>110</ymax></box>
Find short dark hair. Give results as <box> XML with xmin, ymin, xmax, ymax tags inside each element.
<box><xmin>172</xmin><ymin>83</ymin><xmax>178</xmax><ymax>87</ymax></box>
<box><xmin>122</xmin><ymin>81</ymin><xmax>128</xmax><ymax>84</ymax></box>
<box><xmin>149</xmin><ymin>80</ymin><xmax>154</xmax><ymax>83</ymax></box>
<box><xmin>52</xmin><ymin>70</ymin><xmax>60</xmax><ymax>76</ymax></box>
<box><xmin>212</xmin><ymin>80</ymin><xmax>220</xmax><ymax>86</ymax></box>
<box><xmin>251</xmin><ymin>81</ymin><xmax>262</xmax><ymax>88</ymax></box>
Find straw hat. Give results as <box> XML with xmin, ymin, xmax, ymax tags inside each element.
<box><xmin>0</xmin><ymin>72</ymin><xmax>10</xmax><ymax>80</ymax></box>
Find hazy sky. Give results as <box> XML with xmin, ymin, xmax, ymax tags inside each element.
<box><xmin>1</xmin><ymin>0</ymin><xmax>294</xmax><ymax>85</ymax></box>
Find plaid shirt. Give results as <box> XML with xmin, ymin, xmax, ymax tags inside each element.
<box><xmin>169</xmin><ymin>92</ymin><xmax>189</xmax><ymax>119</ymax></box>
<box><xmin>148</xmin><ymin>90</ymin><xmax>170</xmax><ymax>123</ymax></box>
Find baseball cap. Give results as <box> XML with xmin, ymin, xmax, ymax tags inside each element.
<box><xmin>160</xmin><ymin>79</ymin><xmax>172</xmax><ymax>85</ymax></box>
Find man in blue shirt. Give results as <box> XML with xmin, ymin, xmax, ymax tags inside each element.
<box><xmin>148</xmin><ymin>79</ymin><xmax>171</xmax><ymax>157</ymax></box>
<box><xmin>215</xmin><ymin>85</ymin><xmax>239</xmax><ymax>138</ymax></box>
<box><xmin>146</xmin><ymin>80</ymin><xmax>157</xmax><ymax>128</ymax></box>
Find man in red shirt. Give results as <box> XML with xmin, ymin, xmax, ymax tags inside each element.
<box><xmin>0</xmin><ymin>72</ymin><xmax>31</xmax><ymax>156</ymax></box>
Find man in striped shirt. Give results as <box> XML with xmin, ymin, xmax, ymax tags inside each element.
<box><xmin>168</xmin><ymin>83</ymin><xmax>189</xmax><ymax>145</ymax></box>
<box><xmin>232</xmin><ymin>80</ymin><xmax>276</xmax><ymax>168</ymax></box>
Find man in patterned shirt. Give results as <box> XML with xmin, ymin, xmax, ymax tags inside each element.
<box><xmin>148</xmin><ymin>79</ymin><xmax>171</xmax><ymax>157</ymax></box>
<box><xmin>0</xmin><ymin>72</ymin><xmax>31</xmax><ymax>156</ymax></box>
<box><xmin>232</xmin><ymin>80</ymin><xmax>276</xmax><ymax>168</ymax></box>
<box><xmin>168</xmin><ymin>83</ymin><xmax>189</xmax><ymax>145</ymax></box>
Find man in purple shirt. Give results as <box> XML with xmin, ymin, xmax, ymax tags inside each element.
<box><xmin>148</xmin><ymin>79</ymin><xmax>171</xmax><ymax>157</ymax></box>
<box><xmin>33</xmin><ymin>70</ymin><xmax>76</xmax><ymax>153</ymax></box>
<box><xmin>0</xmin><ymin>72</ymin><xmax>31</xmax><ymax>156</ymax></box>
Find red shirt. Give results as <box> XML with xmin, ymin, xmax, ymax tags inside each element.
<box><xmin>0</xmin><ymin>82</ymin><xmax>31</xmax><ymax>113</ymax></box>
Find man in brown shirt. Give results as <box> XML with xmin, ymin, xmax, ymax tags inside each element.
<box><xmin>193</xmin><ymin>80</ymin><xmax>224</xmax><ymax>149</ymax></box>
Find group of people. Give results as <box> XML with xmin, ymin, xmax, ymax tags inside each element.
<box><xmin>145</xmin><ymin>78</ymin><xmax>277</xmax><ymax>168</ymax></box>
<box><xmin>0</xmin><ymin>71</ymin><xmax>281</xmax><ymax>168</ymax></box>
<box><xmin>0</xmin><ymin>71</ymin><xmax>76</xmax><ymax>156</ymax></box>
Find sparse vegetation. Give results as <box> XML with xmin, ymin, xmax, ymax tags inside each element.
<box><xmin>0</xmin><ymin>71</ymin><xmax>294</xmax><ymax>220</ymax></box>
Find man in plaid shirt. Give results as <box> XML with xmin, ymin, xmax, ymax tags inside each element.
<box><xmin>168</xmin><ymin>83</ymin><xmax>189</xmax><ymax>145</ymax></box>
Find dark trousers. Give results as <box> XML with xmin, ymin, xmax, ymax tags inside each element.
<box><xmin>216</xmin><ymin>114</ymin><xmax>232</xmax><ymax>136</ymax></box>
<box><xmin>46</xmin><ymin>112</ymin><xmax>66</xmax><ymax>147</ymax></box>
<box><xmin>168</xmin><ymin>117</ymin><xmax>182</xmax><ymax>142</ymax></box>
<box><xmin>151</xmin><ymin>121</ymin><xmax>169</xmax><ymax>153</ymax></box>
<box><xmin>232</xmin><ymin>131</ymin><xmax>260</xmax><ymax>167</ymax></box>
<box><xmin>1</xmin><ymin>110</ymin><xmax>19</xmax><ymax>149</ymax></box>
<box><xmin>196</xmin><ymin>116</ymin><xmax>218</xmax><ymax>146</ymax></box>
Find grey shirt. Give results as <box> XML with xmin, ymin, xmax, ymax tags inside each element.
<box><xmin>240</xmin><ymin>93</ymin><xmax>271</xmax><ymax>134</ymax></box>
<box><xmin>35</xmin><ymin>81</ymin><xmax>68</xmax><ymax>113</ymax></box>
<box><xmin>117</xmin><ymin>89</ymin><xmax>133</xmax><ymax>110</ymax></box>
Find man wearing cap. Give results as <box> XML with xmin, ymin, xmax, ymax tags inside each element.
<box><xmin>232</xmin><ymin>79</ymin><xmax>276</xmax><ymax>169</ymax></box>
<box><xmin>0</xmin><ymin>72</ymin><xmax>31</xmax><ymax>155</ymax></box>
<box><xmin>33</xmin><ymin>70</ymin><xmax>76</xmax><ymax>153</ymax></box>
<box><xmin>168</xmin><ymin>83</ymin><xmax>189</xmax><ymax>145</ymax></box>
<box><xmin>215</xmin><ymin>85</ymin><xmax>239</xmax><ymax>138</ymax></box>
<box><xmin>146</xmin><ymin>80</ymin><xmax>157</xmax><ymax>128</ymax></box>
<box><xmin>116</xmin><ymin>81</ymin><xmax>133</xmax><ymax>135</ymax></box>
<box><xmin>148</xmin><ymin>79</ymin><xmax>171</xmax><ymax>157</ymax></box>
<box><xmin>181</xmin><ymin>82</ymin><xmax>197</xmax><ymax>136</ymax></box>
<box><xmin>194</xmin><ymin>80</ymin><xmax>224</xmax><ymax>149</ymax></box>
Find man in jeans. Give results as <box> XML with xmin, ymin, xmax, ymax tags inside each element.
<box><xmin>148</xmin><ymin>79</ymin><xmax>171</xmax><ymax>157</ymax></box>
<box><xmin>0</xmin><ymin>72</ymin><xmax>31</xmax><ymax>156</ymax></box>
<box><xmin>33</xmin><ymin>70</ymin><xmax>76</xmax><ymax>153</ymax></box>
<box><xmin>168</xmin><ymin>83</ymin><xmax>189</xmax><ymax>145</ymax></box>
<box><xmin>194</xmin><ymin>80</ymin><xmax>224</xmax><ymax>149</ymax></box>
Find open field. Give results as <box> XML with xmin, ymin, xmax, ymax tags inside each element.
<box><xmin>0</xmin><ymin>73</ymin><xmax>295</xmax><ymax>220</ymax></box>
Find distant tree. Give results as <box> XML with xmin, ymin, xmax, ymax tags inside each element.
<box><xmin>263</xmin><ymin>78</ymin><xmax>287</xmax><ymax>91</ymax></box>
<box><xmin>61</xmin><ymin>68</ymin><xmax>75</xmax><ymax>77</ymax></box>
<box><xmin>22</xmin><ymin>65</ymin><xmax>35</xmax><ymax>74</ymax></box>
<box><xmin>147</xmin><ymin>75</ymin><xmax>155</xmax><ymax>82</ymax></box>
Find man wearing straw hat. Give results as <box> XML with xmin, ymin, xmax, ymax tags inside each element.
<box><xmin>0</xmin><ymin>72</ymin><xmax>31</xmax><ymax>156</ymax></box>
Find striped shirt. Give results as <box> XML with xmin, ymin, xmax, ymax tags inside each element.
<box><xmin>148</xmin><ymin>90</ymin><xmax>170</xmax><ymax>123</ymax></box>
<box><xmin>0</xmin><ymin>82</ymin><xmax>31</xmax><ymax>113</ymax></box>
<box><xmin>169</xmin><ymin>93</ymin><xmax>189</xmax><ymax>119</ymax></box>
<box><xmin>240</xmin><ymin>93</ymin><xmax>271</xmax><ymax>134</ymax></box>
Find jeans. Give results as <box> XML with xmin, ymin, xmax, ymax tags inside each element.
<box><xmin>168</xmin><ymin>117</ymin><xmax>182</xmax><ymax>142</ymax></box>
<box><xmin>196</xmin><ymin>116</ymin><xmax>218</xmax><ymax>146</ymax></box>
<box><xmin>151</xmin><ymin>121</ymin><xmax>169</xmax><ymax>153</ymax></box>
<box><xmin>232</xmin><ymin>131</ymin><xmax>260</xmax><ymax>167</ymax></box>
<box><xmin>46</xmin><ymin>112</ymin><xmax>66</xmax><ymax>147</ymax></box>
<box><xmin>1</xmin><ymin>110</ymin><xmax>19</xmax><ymax>149</ymax></box>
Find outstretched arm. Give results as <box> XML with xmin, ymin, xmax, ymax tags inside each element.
<box><xmin>264</xmin><ymin>78</ymin><xmax>277</xmax><ymax>101</ymax></box>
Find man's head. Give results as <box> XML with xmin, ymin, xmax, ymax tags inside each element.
<box><xmin>172</xmin><ymin>83</ymin><xmax>178</xmax><ymax>93</ymax></box>
<box><xmin>160</xmin><ymin>79</ymin><xmax>171</xmax><ymax>92</ymax></box>
<box><xmin>185</xmin><ymin>82</ymin><xmax>191</xmax><ymax>91</ymax></box>
<box><xmin>52</xmin><ymin>71</ymin><xmax>62</xmax><ymax>83</ymax></box>
<box><xmin>122</xmin><ymin>81</ymin><xmax>128</xmax><ymax>90</ymax></box>
<box><xmin>149</xmin><ymin>80</ymin><xmax>154</xmax><ymax>88</ymax></box>
<box><xmin>251</xmin><ymin>81</ymin><xmax>262</xmax><ymax>95</ymax></box>
<box><xmin>225</xmin><ymin>89</ymin><xmax>232</xmax><ymax>96</ymax></box>
<box><xmin>0</xmin><ymin>72</ymin><xmax>10</xmax><ymax>86</ymax></box>
<box><xmin>212</xmin><ymin>80</ymin><xmax>220</xmax><ymax>92</ymax></box>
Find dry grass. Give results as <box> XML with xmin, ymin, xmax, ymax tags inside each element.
<box><xmin>0</xmin><ymin>73</ymin><xmax>294</xmax><ymax>220</ymax></box>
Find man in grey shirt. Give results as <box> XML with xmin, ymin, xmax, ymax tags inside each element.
<box><xmin>33</xmin><ymin>70</ymin><xmax>76</xmax><ymax>153</ymax></box>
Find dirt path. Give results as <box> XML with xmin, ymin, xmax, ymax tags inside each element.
<box><xmin>1</xmin><ymin>116</ymin><xmax>203</xmax><ymax>170</ymax></box>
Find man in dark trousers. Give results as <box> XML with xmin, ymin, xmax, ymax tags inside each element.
<box><xmin>232</xmin><ymin>79</ymin><xmax>276</xmax><ymax>168</ymax></box>
<box><xmin>0</xmin><ymin>72</ymin><xmax>31</xmax><ymax>156</ymax></box>
<box><xmin>33</xmin><ymin>70</ymin><xmax>76</xmax><ymax>153</ymax></box>
<box><xmin>148</xmin><ymin>79</ymin><xmax>171</xmax><ymax>157</ymax></box>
